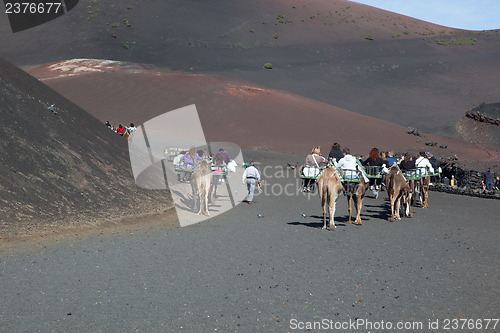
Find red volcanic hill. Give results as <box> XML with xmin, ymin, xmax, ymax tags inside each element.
<box><xmin>29</xmin><ymin>60</ymin><xmax>500</xmax><ymax>172</ymax></box>
<box><xmin>1</xmin><ymin>0</ymin><xmax>499</xmax><ymax>136</ymax></box>
<box><xmin>0</xmin><ymin>58</ymin><xmax>171</xmax><ymax>237</ymax></box>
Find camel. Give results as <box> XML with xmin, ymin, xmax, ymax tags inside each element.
<box><xmin>190</xmin><ymin>159</ymin><xmax>212</xmax><ymax>215</ymax></box>
<box><xmin>419</xmin><ymin>176</ymin><xmax>430</xmax><ymax>209</ymax></box>
<box><xmin>317</xmin><ymin>166</ymin><xmax>344</xmax><ymax>230</ymax></box>
<box><xmin>123</xmin><ymin>129</ymin><xmax>131</xmax><ymax>140</ymax></box>
<box><xmin>410</xmin><ymin>174</ymin><xmax>430</xmax><ymax>209</ymax></box>
<box><xmin>209</xmin><ymin>153</ymin><xmax>225</xmax><ymax>203</ymax></box>
<box><xmin>385</xmin><ymin>166</ymin><xmax>413</xmax><ymax>221</ymax></box>
<box><xmin>342</xmin><ymin>171</ymin><xmax>369</xmax><ymax>225</ymax></box>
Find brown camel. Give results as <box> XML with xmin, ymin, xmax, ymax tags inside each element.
<box><xmin>317</xmin><ymin>166</ymin><xmax>344</xmax><ymax>230</ymax></box>
<box><xmin>342</xmin><ymin>172</ymin><xmax>369</xmax><ymax>225</ymax></box>
<box><xmin>123</xmin><ymin>129</ymin><xmax>131</xmax><ymax>140</ymax></box>
<box><xmin>385</xmin><ymin>166</ymin><xmax>413</xmax><ymax>221</ymax></box>
<box><xmin>209</xmin><ymin>153</ymin><xmax>224</xmax><ymax>203</ymax></box>
<box><xmin>420</xmin><ymin>176</ymin><xmax>430</xmax><ymax>209</ymax></box>
<box><xmin>190</xmin><ymin>159</ymin><xmax>212</xmax><ymax>215</ymax></box>
<box><xmin>410</xmin><ymin>176</ymin><xmax>430</xmax><ymax>209</ymax></box>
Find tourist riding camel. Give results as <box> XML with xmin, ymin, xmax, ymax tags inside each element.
<box><xmin>363</xmin><ymin>147</ymin><xmax>385</xmax><ymax>196</ymax></box>
<box><xmin>210</xmin><ymin>152</ymin><xmax>225</xmax><ymax>202</ymax></box>
<box><xmin>335</xmin><ymin>148</ymin><xmax>369</xmax><ymax>224</ymax></box>
<box><xmin>218</xmin><ymin>148</ymin><xmax>230</xmax><ymax>164</ymax></box>
<box><xmin>385</xmin><ymin>151</ymin><xmax>397</xmax><ymax>167</ymax></box>
<box><xmin>180</xmin><ymin>148</ymin><xmax>202</xmax><ymax>182</ymax></box>
<box><xmin>328</xmin><ymin>142</ymin><xmax>344</xmax><ymax>163</ymax></box>
<box><xmin>415</xmin><ymin>152</ymin><xmax>434</xmax><ymax>209</ymax></box>
<box><xmin>301</xmin><ymin>146</ymin><xmax>327</xmax><ymax>192</ymax></box>
<box><xmin>415</xmin><ymin>151</ymin><xmax>435</xmax><ymax>176</ymax></box>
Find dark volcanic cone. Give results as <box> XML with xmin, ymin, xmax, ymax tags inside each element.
<box><xmin>0</xmin><ymin>58</ymin><xmax>172</xmax><ymax>237</ymax></box>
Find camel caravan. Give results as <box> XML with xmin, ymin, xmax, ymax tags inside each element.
<box><xmin>172</xmin><ymin>147</ymin><xmax>236</xmax><ymax>216</ymax></box>
<box><xmin>300</xmin><ymin>145</ymin><xmax>439</xmax><ymax>230</ymax></box>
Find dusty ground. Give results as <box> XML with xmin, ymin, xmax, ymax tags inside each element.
<box><xmin>1</xmin><ymin>0</ymin><xmax>499</xmax><ymax>240</ymax></box>
<box><xmin>1</xmin><ymin>150</ymin><xmax>498</xmax><ymax>331</ymax></box>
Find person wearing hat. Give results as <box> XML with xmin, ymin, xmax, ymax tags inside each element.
<box><xmin>425</xmin><ymin>152</ymin><xmax>440</xmax><ymax>184</ymax></box>
<box><xmin>242</xmin><ymin>161</ymin><xmax>261</xmax><ymax>204</ymax></box>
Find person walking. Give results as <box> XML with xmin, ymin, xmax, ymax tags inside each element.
<box><xmin>242</xmin><ymin>161</ymin><xmax>261</xmax><ymax>204</ymax></box>
<box><xmin>484</xmin><ymin>170</ymin><xmax>493</xmax><ymax>191</ymax></box>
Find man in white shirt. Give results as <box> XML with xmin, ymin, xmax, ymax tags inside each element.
<box><xmin>242</xmin><ymin>161</ymin><xmax>261</xmax><ymax>204</ymax></box>
<box><xmin>128</xmin><ymin>123</ymin><xmax>137</xmax><ymax>133</ymax></box>
<box><xmin>415</xmin><ymin>151</ymin><xmax>435</xmax><ymax>176</ymax></box>
<box><xmin>336</xmin><ymin>148</ymin><xmax>358</xmax><ymax>180</ymax></box>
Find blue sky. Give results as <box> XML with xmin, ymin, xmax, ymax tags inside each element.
<box><xmin>349</xmin><ymin>0</ymin><xmax>500</xmax><ymax>30</ymax></box>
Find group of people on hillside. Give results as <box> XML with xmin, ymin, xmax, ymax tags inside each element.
<box><xmin>105</xmin><ymin>121</ymin><xmax>136</xmax><ymax>136</ymax></box>
<box><xmin>300</xmin><ymin>143</ymin><xmax>441</xmax><ymax>195</ymax></box>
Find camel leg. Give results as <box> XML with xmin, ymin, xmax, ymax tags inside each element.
<box><xmin>395</xmin><ymin>196</ymin><xmax>401</xmax><ymax>220</ymax></box>
<box><xmin>197</xmin><ymin>183</ymin><xmax>203</xmax><ymax>215</ymax></box>
<box><xmin>389</xmin><ymin>193</ymin><xmax>396</xmax><ymax>222</ymax></box>
<box><xmin>406</xmin><ymin>190</ymin><xmax>413</xmax><ymax>215</ymax></box>
<box><xmin>422</xmin><ymin>188</ymin><xmax>428</xmax><ymax>209</ymax></box>
<box><xmin>212</xmin><ymin>179</ymin><xmax>218</xmax><ymax>202</ymax></box>
<box><xmin>330</xmin><ymin>196</ymin><xmax>337</xmax><ymax>230</ymax></box>
<box><xmin>404</xmin><ymin>196</ymin><xmax>413</xmax><ymax>218</ymax></box>
<box><xmin>346</xmin><ymin>195</ymin><xmax>352</xmax><ymax>224</ymax></box>
<box><xmin>402</xmin><ymin>190</ymin><xmax>412</xmax><ymax>218</ymax></box>
<box><xmin>204</xmin><ymin>184</ymin><xmax>210</xmax><ymax>216</ymax></box>
<box><xmin>192</xmin><ymin>183</ymin><xmax>200</xmax><ymax>213</ymax></box>
<box><xmin>355</xmin><ymin>195</ymin><xmax>362</xmax><ymax>225</ymax></box>
<box><xmin>321</xmin><ymin>188</ymin><xmax>328</xmax><ymax>230</ymax></box>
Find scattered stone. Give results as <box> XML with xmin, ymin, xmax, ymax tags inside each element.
<box><xmin>407</xmin><ymin>127</ymin><xmax>421</xmax><ymax>137</ymax></box>
<box><xmin>439</xmin><ymin>145</ymin><xmax>448</xmax><ymax>149</ymax></box>
<box><xmin>425</xmin><ymin>141</ymin><xmax>437</xmax><ymax>147</ymax></box>
<box><xmin>465</xmin><ymin>107</ymin><xmax>500</xmax><ymax>126</ymax></box>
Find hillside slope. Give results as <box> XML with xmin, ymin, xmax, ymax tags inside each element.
<box><xmin>0</xmin><ymin>58</ymin><xmax>171</xmax><ymax>237</ymax></box>
<box><xmin>1</xmin><ymin>0</ymin><xmax>499</xmax><ymax>134</ymax></box>
<box><xmin>29</xmin><ymin>60</ymin><xmax>500</xmax><ymax>172</ymax></box>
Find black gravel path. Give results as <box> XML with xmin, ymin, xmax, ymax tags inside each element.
<box><xmin>1</xmin><ymin>153</ymin><xmax>499</xmax><ymax>332</ymax></box>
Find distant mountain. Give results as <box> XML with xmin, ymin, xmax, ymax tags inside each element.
<box><xmin>1</xmin><ymin>0</ymin><xmax>499</xmax><ymax>135</ymax></box>
<box><xmin>0</xmin><ymin>57</ymin><xmax>171</xmax><ymax>237</ymax></box>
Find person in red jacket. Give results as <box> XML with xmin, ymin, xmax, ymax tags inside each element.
<box><xmin>117</xmin><ymin>124</ymin><xmax>125</xmax><ymax>136</ymax></box>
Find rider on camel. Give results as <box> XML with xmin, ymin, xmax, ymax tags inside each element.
<box><xmin>328</xmin><ymin>142</ymin><xmax>344</xmax><ymax>164</ymax></box>
<box><xmin>180</xmin><ymin>147</ymin><xmax>202</xmax><ymax>182</ymax></box>
<box><xmin>301</xmin><ymin>146</ymin><xmax>327</xmax><ymax>192</ymax></box>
